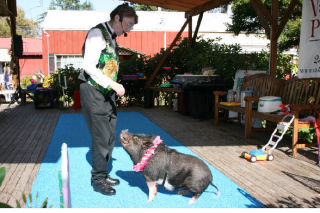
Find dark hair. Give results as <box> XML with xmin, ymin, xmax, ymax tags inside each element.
<box><xmin>110</xmin><ymin>3</ymin><xmax>138</xmax><ymax>24</ymax></box>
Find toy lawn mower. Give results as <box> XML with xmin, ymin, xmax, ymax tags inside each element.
<box><xmin>241</xmin><ymin>113</ymin><xmax>295</xmax><ymax>163</ymax></box>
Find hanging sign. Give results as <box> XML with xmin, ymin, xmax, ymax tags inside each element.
<box><xmin>298</xmin><ymin>0</ymin><xmax>320</xmax><ymax>78</ymax></box>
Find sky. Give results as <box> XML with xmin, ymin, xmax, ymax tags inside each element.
<box><xmin>16</xmin><ymin>0</ymin><xmax>125</xmax><ymax>22</ymax></box>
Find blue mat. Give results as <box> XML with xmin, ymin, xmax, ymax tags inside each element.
<box><xmin>29</xmin><ymin>112</ymin><xmax>264</xmax><ymax>208</ymax></box>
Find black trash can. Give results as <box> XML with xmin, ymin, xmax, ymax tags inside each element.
<box><xmin>185</xmin><ymin>82</ymin><xmax>232</xmax><ymax>120</ymax></box>
<box><xmin>177</xmin><ymin>89</ymin><xmax>188</xmax><ymax>115</ymax></box>
<box><xmin>144</xmin><ymin>88</ymin><xmax>154</xmax><ymax>108</ymax></box>
<box><xmin>34</xmin><ymin>88</ymin><xmax>54</xmax><ymax>109</ymax></box>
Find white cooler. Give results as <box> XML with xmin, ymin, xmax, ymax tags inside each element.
<box><xmin>258</xmin><ymin>96</ymin><xmax>282</xmax><ymax>113</ymax></box>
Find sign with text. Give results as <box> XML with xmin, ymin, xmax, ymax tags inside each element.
<box><xmin>298</xmin><ymin>0</ymin><xmax>320</xmax><ymax>78</ymax></box>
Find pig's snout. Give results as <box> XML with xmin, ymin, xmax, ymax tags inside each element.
<box><xmin>120</xmin><ymin>129</ymin><xmax>130</xmax><ymax>144</ymax></box>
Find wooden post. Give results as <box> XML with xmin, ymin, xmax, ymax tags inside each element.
<box><xmin>144</xmin><ymin>18</ymin><xmax>189</xmax><ymax>89</ymax></box>
<box><xmin>187</xmin><ymin>15</ymin><xmax>192</xmax><ymax>47</ymax></box>
<box><xmin>192</xmin><ymin>12</ymin><xmax>203</xmax><ymax>46</ymax></box>
<box><xmin>9</xmin><ymin>1</ymin><xmax>18</xmax><ymax>91</ymax></box>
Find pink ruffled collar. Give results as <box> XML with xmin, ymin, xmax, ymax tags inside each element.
<box><xmin>133</xmin><ymin>136</ymin><xmax>163</xmax><ymax>172</ymax></box>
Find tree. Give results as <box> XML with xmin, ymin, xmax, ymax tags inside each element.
<box><xmin>130</xmin><ymin>3</ymin><xmax>176</xmax><ymax>11</ymax></box>
<box><xmin>227</xmin><ymin>0</ymin><xmax>302</xmax><ymax>52</ymax></box>
<box><xmin>130</xmin><ymin>3</ymin><xmax>158</xmax><ymax>11</ymax></box>
<box><xmin>0</xmin><ymin>6</ymin><xmax>40</xmax><ymax>38</ymax></box>
<box><xmin>48</xmin><ymin>0</ymin><xmax>92</xmax><ymax>10</ymax></box>
<box><xmin>38</xmin><ymin>0</ymin><xmax>93</xmax><ymax>22</ymax></box>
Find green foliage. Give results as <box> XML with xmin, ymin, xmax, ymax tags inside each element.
<box><xmin>119</xmin><ymin>37</ymin><xmax>296</xmax><ymax>86</ymax></box>
<box><xmin>21</xmin><ymin>76</ymin><xmax>33</xmax><ymax>89</ymax></box>
<box><xmin>50</xmin><ymin>65</ymin><xmax>81</xmax><ymax>107</ymax></box>
<box><xmin>118</xmin><ymin>37</ymin><xmax>297</xmax><ymax>106</ymax></box>
<box><xmin>49</xmin><ymin>0</ymin><xmax>93</xmax><ymax>10</ymax></box>
<box><xmin>0</xmin><ymin>167</ymin><xmax>51</xmax><ymax>208</ymax></box>
<box><xmin>0</xmin><ymin>7</ymin><xmax>40</xmax><ymax>38</ymax></box>
<box><xmin>228</xmin><ymin>0</ymin><xmax>303</xmax><ymax>51</ymax></box>
<box><xmin>119</xmin><ymin>54</ymin><xmax>145</xmax><ymax>75</ymax></box>
<box><xmin>131</xmin><ymin>3</ymin><xmax>158</xmax><ymax>11</ymax></box>
<box><xmin>278</xmin><ymin>17</ymin><xmax>301</xmax><ymax>52</ymax></box>
<box><xmin>0</xmin><ymin>167</ymin><xmax>10</xmax><ymax>208</ymax></box>
<box><xmin>130</xmin><ymin>3</ymin><xmax>176</xmax><ymax>11</ymax></box>
<box><xmin>0</xmin><ymin>167</ymin><xmax>5</xmax><ymax>186</ymax></box>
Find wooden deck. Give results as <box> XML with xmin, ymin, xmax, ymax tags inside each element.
<box><xmin>0</xmin><ymin>103</ymin><xmax>319</xmax><ymax>208</ymax></box>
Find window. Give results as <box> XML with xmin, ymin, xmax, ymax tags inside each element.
<box><xmin>56</xmin><ymin>55</ymin><xmax>83</xmax><ymax>70</ymax></box>
<box><xmin>49</xmin><ymin>54</ymin><xmax>55</xmax><ymax>75</ymax></box>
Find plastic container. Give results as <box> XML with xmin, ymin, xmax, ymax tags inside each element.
<box><xmin>227</xmin><ymin>89</ymin><xmax>233</xmax><ymax>102</ymax></box>
<box><xmin>240</xmin><ymin>90</ymin><xmax>254</xmax><ymax>107</ymax></box>
<box><xmin>258</xmin><ymin>96</ymin><xmax>282</xmax><ymax>113</ymax></box>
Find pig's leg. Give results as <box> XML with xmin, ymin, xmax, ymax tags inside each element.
<box><xmin>188</xmin><ymin>194</ymin><xmax>200</xmax><ymax>204</ymax></box>
<box><xmin>146</xmin><ymin>181</ymin><xmax>157</xmax><ymax>202</ymax></box>
<box><xmin>177</xmin><ymin>188</ymin><xmax>190</xmax><ymax>195</ymax></box>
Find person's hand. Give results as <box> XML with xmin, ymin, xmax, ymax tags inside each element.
<box><xmin>110</xmin><ymin>81</ymin><xmax>125</xmax><ymax>97</ymax></box>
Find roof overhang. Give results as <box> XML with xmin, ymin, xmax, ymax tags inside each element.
<box><xmin>124</xmin><ymin>0</ymin><xmax>232</xmax><ymax>16</ymax></box>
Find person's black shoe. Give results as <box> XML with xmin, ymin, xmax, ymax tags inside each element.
<box><xmin>91</xmin><ymin>179</ymin><xmax>116</xmax><ymax>195</ymax></box>
<box><xmin>105</xmin><ymin>176</ymin><xmax>120</xmax><ymax>186</ymax></box>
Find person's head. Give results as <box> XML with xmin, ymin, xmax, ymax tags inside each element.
<box><xmin>109</xmin><ymin>3</ymin><xmax>138</xmax><ymax>36</ymax></box>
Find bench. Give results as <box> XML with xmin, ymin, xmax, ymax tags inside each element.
<box><xmin>214</xmin><ymin>73</ymin><xmax>320</xmax><ymax>157</ymax></box>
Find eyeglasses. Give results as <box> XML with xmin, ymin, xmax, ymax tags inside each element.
<box><xmin>126</xmin><ymin>22</ymin><xmax>134</xmax><ymax>30</ymax></box>
<box><xmin>123</xmin><ymin>19</ymin><xmax>134</xmax><ymax>30</ymax></box>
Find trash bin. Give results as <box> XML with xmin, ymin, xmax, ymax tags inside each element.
<box><xmin>184</xmin><ymin>83</ymin><xmax>232</xmax><ymax>120</ymax></box>
<box><xmin>34</xmin><ymin>88</ymin><xmax>54</xmax><ymax>109</ymax></box>
<box><xmin>144</xmin><ymin>88</ymin><xmax>154</xmax><ymax>108</ymax></box>
<box><xmin>178</xmin><ymin>89</ymin><xmax>188</xmax><ymax>114</ymax></box>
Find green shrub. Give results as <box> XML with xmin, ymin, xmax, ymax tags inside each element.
<box><xmin>0</xmin><ymin>167</ymin><xmax>51</xmax><ymax>208</ymax></box>
<box><xmin>21</xmin><ymin>76</ymin><xmax>33</xmax><ymax>89</ymax></box>
<box><xmin>50</xmin><ymin>65</ymin><xmax>81</xmax><ymax>107</ymax></box>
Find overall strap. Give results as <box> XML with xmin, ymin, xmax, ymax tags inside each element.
<box><xmin>82</xmin><ymin>23</ymin><xmax>117</xmax><ymax>56</ymax></box>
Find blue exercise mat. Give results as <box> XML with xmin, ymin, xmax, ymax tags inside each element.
<box><xmin>29</xmin><ymin>112</ymin><xmax>264</xmax><ymax>208</ymax></box>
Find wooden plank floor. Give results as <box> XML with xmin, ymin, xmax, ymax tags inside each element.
<box><xmin>0</xmin><ymin>103</ymin><xmax>319</xmax><ymax>207</ymax></box>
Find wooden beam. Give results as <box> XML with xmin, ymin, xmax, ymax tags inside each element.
<box><xmin>188</xmin><ymin>15</ymin><xmax>192</xmax><ymax>47</ymax></box>
<box><xmin>186</xmin><ymin>0</ymin><xmax>232</xmax><ymax>16</ymax></box>
<box><xmin>144</xmin><ymin>18</ymin><xmax>189</xmax><ymax>89</ymax></box>
<box><xmin>7</xmin><ymin>0</ymin><xmax>17</xmax><ymax>16</ymax></box>
<box><xmin>250</xmin><ymin>0</ymin><xmax>270</xmax><ymax>38</ymax></box>
<box><xmin>274</xmin><ymin>0</ymin><xmax>299</xmax><ymax>39</ymax></box>
<box><xmin>192</xmin><ymin>12</ymin><xmax>203</xmax><ymax>46</ymax></box>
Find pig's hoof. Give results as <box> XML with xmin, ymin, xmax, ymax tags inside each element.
<box><xmin>147</xmin><ymin>197</ymin><xmax>154</xmax><ymax>202</ymax></box>
<box><xmin>188</xmin><ymin>197</ymin><xmax>197</xmax><ymax>205</ymax></box>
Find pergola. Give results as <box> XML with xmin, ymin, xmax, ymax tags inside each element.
<box><xmin>125</xmin><ymin>0</ymin><xmax>300</xmax><ymax>88</ymax></box>
<box><xmin>1</xmin><ymin>0</ymin><xmax>300</xmax><ymax>88</ymax></box>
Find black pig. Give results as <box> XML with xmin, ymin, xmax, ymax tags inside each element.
<box><xmin>119</xmin><ymin>129</ymin><xmax>219</xmax><ymax>204</ymax></box>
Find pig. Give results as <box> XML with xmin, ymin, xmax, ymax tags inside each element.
<box><xmin>119</xmin><ymin>129</ymin><xmax>219</xmax><ymax>204</ymax></box>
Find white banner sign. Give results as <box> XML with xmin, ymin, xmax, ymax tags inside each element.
<box><xmin>298</xmin><ymin>0</ymin><xmax>320</xmax><ymax>78</ymax></box>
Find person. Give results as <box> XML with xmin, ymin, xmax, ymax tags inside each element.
<box><xmin>78</xmin><ymin>3</ymin><xmax>138</xmax><ymax>196</ymax></box>
<box><xmin>4</xmin><ymin>67</ymin><xmax>10</xmax><ymax>90</ymax></box>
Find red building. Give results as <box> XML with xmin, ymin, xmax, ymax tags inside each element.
<box><xmin>0</xmin><ymin>37</ymin><xmax>42</xmax><ymax>79</ymax></box>
<box><xmin>41</xmin><ymin>10</ymin><xmax>189</xmax><ymax>75</ymax></box>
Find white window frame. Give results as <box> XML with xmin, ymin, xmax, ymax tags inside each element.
<box><xmin>55</xmin><ymin>54</ymin><xmax>83</xmax><ymax>70</ymax></box>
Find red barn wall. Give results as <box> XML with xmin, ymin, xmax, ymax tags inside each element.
<box><xmin>42</xmin><ymin>30</ymin><xmax>189</xmax><ymax>74</ymax></box>
<box><xmin>19</xmin><ymin>57</ymin><xmax>43</xmax><ymax>78</ymax></box>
